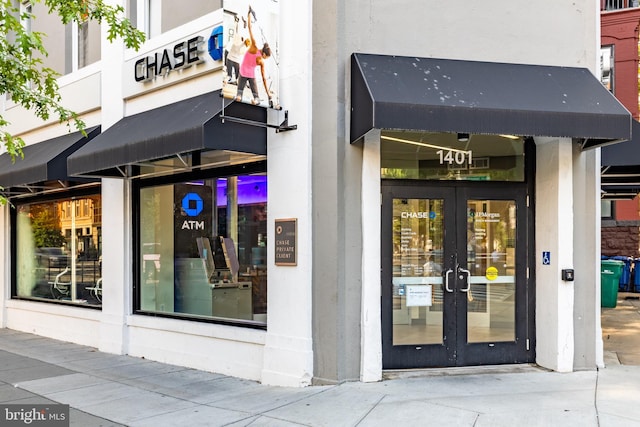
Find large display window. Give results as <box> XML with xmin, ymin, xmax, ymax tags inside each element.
<box><xmin>13</xmin><ymin>193</ymin><xmax>103</xmax><ymax>306</ymax></box>
<box><xmin>136</xmin><ymin>168</ymin><xmax>267</xmax><ymax>326</ymax></box>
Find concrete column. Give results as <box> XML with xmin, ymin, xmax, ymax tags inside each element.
<box><xmin>99</xmin><ymin>178</ymin><xmax>131</xmax><ymax>354</ymax></box>
<box><xmin>261</xmin><ymin>0</ymin><xmax>314</xmax><ymax>387</ymax></box>
<box><xmin>572</xmin><ymin>145</ymin><xmax>604</xmax><ymax>369</ymax></box>
<box><xmin>98</xmin><ymin>0</ymin><xmax>128</xmax><ymax>354</ymax></box>
<box><xmin>308</xmin><ymin>0</ymin><xmax>362</xmax><ymax>385</ymax></box>
<box><xmin>361</xmin><ymin>130</ymin><xmax>382</xmax><ymax>382</ymax></box>
<box><xmin>101</xmin><ymin>0</ymin><xmax>125</xmax><ymax>130</ymax></box>
<box><xmin>535</xmin><ymin>137</ymin><xmax>575</xmax><ymax>372</ymax></box>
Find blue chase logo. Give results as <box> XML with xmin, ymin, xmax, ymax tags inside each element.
<box><xmin>181</xmin><ymin>193</ymin><xmax>205</xmax><ymax>230</ymax></box>
<box><xmin>182</xmin><ymin>193</ymin><xmax>204</xmax><ymax>216</ymax></box>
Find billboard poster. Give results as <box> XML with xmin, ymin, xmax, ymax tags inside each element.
<box><xmin>222</xmin><ymin>1</ymin><xmax>281</xmax><ymax>110</ymax></box>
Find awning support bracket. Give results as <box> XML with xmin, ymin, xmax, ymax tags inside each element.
<box><xmin>220</xmin><ymin>110</ymin><xmax>297</xmax><ymax>133</ymax></box>
<box><xmin>274</xmin><ymin>111</ymin><xmax>298</xmax><ymax>133</ymax></box>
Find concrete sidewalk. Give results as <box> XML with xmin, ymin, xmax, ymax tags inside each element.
<box><xmin>603</xmin><ymin>292</ymin><xmax>640</xmax><ymax>365</ymax></box>
<box><xmin>1</xmin><ymin>329</ymin><xmax>640</xmax><ymax>426</ymax></box>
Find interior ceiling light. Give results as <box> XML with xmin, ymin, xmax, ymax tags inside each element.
<box><xmin>457</xmin><ymin>133</ymin><xmax>470</xmax><ymax>142</ymax></box>
<box><xmin>381</xmin><ymin>135</ymin><xmax>469</xmax><ymax>154</ymax></box>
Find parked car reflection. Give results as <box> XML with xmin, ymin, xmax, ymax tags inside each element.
<box><xmin>35</xmin><ymin>247</ymin><xmax>69</xmax><ymax>268</ymax></box>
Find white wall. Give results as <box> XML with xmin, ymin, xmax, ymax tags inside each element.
<box><xmin>261</xmin><ymin>0</ymin><xmax>314</xmax><ymax>387</ymax></box>
<box><xmin>121</xmin><ymin>10</ymin><xmax>222</xmax><ymax>101</ymax></box>
<box><xmin>126</xmin><ymin>316</ymin><xmax>266</xmax><ymax>379</ymax></box>
<box><xmin>4</xmin><ymin>66</ymin><xmax>102</xmax><ymax>138</ymax></box>
<box><xmin>98</xmin><ymin>179</ymin><xmax>130</xmax><ymax>354</ymax></box>
<box><xmin>4</xmin><ymin>302</ymin><xmax>102</xmax><ymax>347</ymax></box>
<box><xmin>344</xmin><ymin>1</ymin><xmax>597</xmax><ymax>68</ymax></box>
<box><xmin>534</xmin><ymin>138</ymin><xmax>575</xmax><ymax>372</ymax></box>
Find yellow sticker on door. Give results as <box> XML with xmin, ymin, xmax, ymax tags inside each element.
<box><xmin>486</xmin><ymin>266</ymin><xmax>498</xmax><ymax>281</ymax></box>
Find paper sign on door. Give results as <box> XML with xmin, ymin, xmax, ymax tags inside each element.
<box><xmin>406</xmin><ymin>285</ymin><xmax>432</xmax><ymax>307</ymax></box>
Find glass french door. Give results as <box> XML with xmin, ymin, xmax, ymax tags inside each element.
<box><xmin>381</xmin><ymin>182</ymin><xmax>532</xmax><ymax>369</ymax></box>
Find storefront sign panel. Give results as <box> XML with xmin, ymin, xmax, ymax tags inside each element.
<box><xmin>275</xmin><ymin>218</ymin><xmax>296</xmax><ymax>266</ymax></box>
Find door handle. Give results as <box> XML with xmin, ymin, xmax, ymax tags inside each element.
<box><xmin>458</xmin><ymin>267</ymin><xmax>471</xmax><ymax>292</ymax></box>
<box><xmin>444</xmin><ymin>269</ymin><xmax>454</xmax><ymax>292</ymax></box>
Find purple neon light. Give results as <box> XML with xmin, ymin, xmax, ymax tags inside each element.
<box><xmin>216</xmin><ymin>176</ymin><xmax>267</xmax><ymax>206</ymax></box>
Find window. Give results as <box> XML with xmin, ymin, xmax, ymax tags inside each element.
<box><xmin>136</xmin><ymin>170</ymin><xmax>267</xmax><ymax>326</ymax></box>
<box><xmin>128</xmin><ymin>0</ymin><xmax>220</xmax><ymax>38</ymax></box>
<box><xmin>13</xmin><ymin>193</ymin><xmax>103</xmax><ymax>306</ymax></box>
<box><xmin>20</xmin><ymin>1</ymin><xmax>32</xmax><ymax>33</ymax></box>
<box><xmin>600</xmin><ymin>45</ymin><xmax>614</xmax><ymax>93</ymax></box>
<box><xmin>602</xmin><ymin>200</ymin><xmax>615</xmax><ymax>220</ymax></box>
<box><xmin>380</xmin><ymin>131</ymin><xmax>526</xmax><ymax>182</ymax></box>
<box><xmin>602</xmin><ymin>0</ymin><xmax>639</xmax><ymax>10</ymax></box>
<box><xmin>23</xmin><ymin>1</ymin><xmax>100</xmax><ymax>76</ymax></box>
<box><xmin>75</xmin><ymin>18</ymin><xmax>101</xmax><ymax>70</ymax></box>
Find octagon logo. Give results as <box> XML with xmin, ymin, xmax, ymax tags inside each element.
<box><xmin>182</xmin><ymin>193</ymin><xmax>204</xmax><ymax>216</ymax></box>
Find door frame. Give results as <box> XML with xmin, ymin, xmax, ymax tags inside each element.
<box><xmin>381</xmin><ymin>179</ymin><xmax>536</xmax><ymax>369</ymax></box>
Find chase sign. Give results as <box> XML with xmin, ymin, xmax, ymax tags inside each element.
<box><xmin>182</xmin><ymin>193</ymin><xmax>204</xmax><ymax>217</ymax></box>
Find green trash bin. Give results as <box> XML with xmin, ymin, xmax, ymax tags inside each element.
<box><xmin>601</xmin><ymin>260</ymin><xmax>624</xmax><ymax>308</ymax></box>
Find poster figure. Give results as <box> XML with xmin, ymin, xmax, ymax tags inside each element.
<box><xmin>222</xmin><ymin>1</ymin><xmax>281</xmax><ymax>110</ymax></box>
<box><xmin>234</xmin><ymin>6</ymin><xmax>272</xmax><ymax>105</ymax></box>
<box><xmin>224</xmin><ymin>16</ymin><xmax>249</xmax><ymax>84</ymax></box>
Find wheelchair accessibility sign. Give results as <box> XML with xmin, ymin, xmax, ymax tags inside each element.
<box><xmin>542</xmin><ymin>251</ymin><xmax>551</xmax><ymax>265</ymax></box>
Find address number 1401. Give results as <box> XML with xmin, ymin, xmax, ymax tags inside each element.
<box><xmin>436</xmin><ymin>149</ymin><xmax>472</xmax><ymax>165</ymax></box>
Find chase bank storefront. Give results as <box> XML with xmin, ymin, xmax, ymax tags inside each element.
<box><xmin>0</xmin><ymin>1</ymin><xmax>632</xmax><ymax>386</ymax></box>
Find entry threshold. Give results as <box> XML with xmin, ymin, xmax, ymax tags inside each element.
<box><xmin>383</xmin><ymin>363</ymin><xmax>546</xmax><ymax>380</ymax></box>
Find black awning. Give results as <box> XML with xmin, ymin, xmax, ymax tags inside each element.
<box><xmin>601</xmin><ymin>120</ymin><xmax>640</xmax><ymax>199</ymax></box>
<box><xmin>0</xmin><ymin>126</ymin><xmax>100</xmax><ymax>189</ymax></box>
<box><xmin>602</xmin><ymin>120</ymin><xmax>640</xmax><ymax>167</ymax></box>
<box><xmin>351</xmin><ymin>53</ymin><xmax>632</xmax><ymax>148</ymax></box>
<box><xmin>67</xmin><ymin>90</ymin><xmax>267</xmax><ymax>177</ymax></box>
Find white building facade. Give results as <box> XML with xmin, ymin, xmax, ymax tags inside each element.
<box><xmin>0</xmin><ymin>0</ymin><xmax>627</xmax><ymax>386</ymax></box>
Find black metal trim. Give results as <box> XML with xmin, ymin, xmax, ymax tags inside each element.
<box><xmin>220</xmin><ymin>109</ymin><xmax>297</xmax><ymax>133</ymax></box>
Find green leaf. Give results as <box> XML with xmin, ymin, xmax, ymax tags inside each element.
<box><xmin>0</xmin><ymin>0</ymin><xmax>145</xmax><ymax>205</ymax></box>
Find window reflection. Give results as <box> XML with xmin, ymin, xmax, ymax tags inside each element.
<box><xmin>466</xmin><ymin>200</ymin><xmax>516</xmax><ymax>343</ymax></box>
<box><xmin>15</xmin><ymin>195</ymin><xmax>103</xmax><ymax>305</ymax></box>
<box><xmin>392</xmin><ymin>198</ymin><xmax>444</xmax><ymax>346</ymax></box>
<box><xmin>381</xmin><ymin>131</ymin><xmax>525</xmax><ymax>182</ymax></box>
